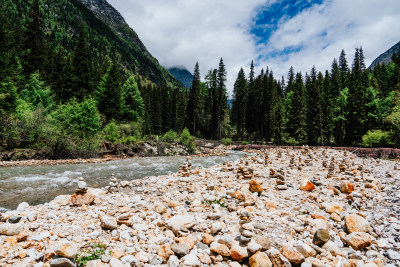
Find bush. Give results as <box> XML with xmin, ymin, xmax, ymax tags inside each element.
<box><xmin>222</xmin><ymin>138</ymin><xmax>233</xmax><ymax>146</ymax></box>
<box><xmin>180</xmin><ymin>128</ymin><xmax>195</xmax><ymax>153</ymax></box>
<box><xmin>102</xmin><ymin>122</ymin><xmax>120</xmax><ymax>143</ymax></box>
<box><xmin>362</xmin><ymin>130</ymin><xmax>392</xmax><ymax>148</ymax></box>
<box><xmin>241</xmin><ymin>141</ymin><xmax>249</xmax><ymax>145</ymax></box>
<box><xmin>162</xmin><ymin>130</ymin><xmax>178</xmax><ymax>143</ymax></box>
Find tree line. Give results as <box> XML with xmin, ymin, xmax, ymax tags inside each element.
<box><xmin>187</xmin><ymin>47</ymin><xmax>400</xmax><ymax>147</ymax></box>
<box><xmin>1</xmin><ymin>0</ymin><xmax>399</xmax><ymax>158</ymax></box>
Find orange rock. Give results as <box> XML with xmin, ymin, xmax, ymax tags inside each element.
<box><xmin>311</xmin><ymin>214</ymin><xmax>327</xmax><ymax>220</ymax></box>
<box><xmin>230</xmin><ymin>244</ymin><xmax>249</xmax><ymax>262</ymax></box>
<box><xmin>175</xmin><ymin>236</ymin><xmax>196</xmax><ymax>250</ymax></box>
<box><xmin>345</xmin><ymin>214</ymin><xmax>370</xmax><ymax>233</ymax></box>
<box><xmin>265</xmin><ymin>201</ymin><xmax>277</xmax><ymax>210</ymax></box>
<box><xmin>249</xmin><ymin>251</ymin><xmax>272</xmax><ymax>267</ymax></box>
<box><xmin>16</xmin><ymin>229</ymin><xmax>30</xmax><ymax>242</ymax></box>
<box><xmin>347</xmin><ymin>232</ymin><xmax>372</xmax><ymax>250</ymax></box>
<box><xmin>340</xmin><ymin>181</ymin><xmax>355</xmax><ymax>194</ymax></box>
<box><xmin>202</xmin><ymin>233</ymin><xmax>215</xmax><ymax>245</ymax></box>
<box><xmin>280</xmin><ymin>246</ymin><xmax>305</xmax><ymax>265</ymax></box>
<box><xmin>70</xmin><ymin>191</ymin><xmax>95</xmax><ymax>206</ymax></box>
<box><xmin>157</xmin><ymin>244</ymin><xmax>174</xmax><ymax>262</ymax></box>
<box><xmin>300</xmin><ymin>179</ymin><xmax>316</xmax><ymax>192</ymax></box>
<box><xmin>249</xmin><ymin>180</ymin><xmax>264</xmax><ymax>195</ymax></box>
<box><xmin>233</xmin><ymin>191</ymin><xmax>246</xmax><ymax>202</ymax></box>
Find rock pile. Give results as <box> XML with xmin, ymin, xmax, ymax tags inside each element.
<box><xmin>0</xmin><ymin>147</ymin><xmax>399</xmax><ymax>267</ymax></box>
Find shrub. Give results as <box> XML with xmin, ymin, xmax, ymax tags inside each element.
<box><xmin>180</xmin><ymin>128</ymin><xmax>195</xmax><ymax>153</ymax></box>
<box><xmin>102</xmin><ymin>122</ymin><xmax>120</xmax><ymax>143</ymax></box>
<box><xmin>162</xmin><ymin>130</ymin><xmax>178</xmax><ymax>143</ymax></box>
<box><xmin>241</xmin><ymin>141</ymin><xmax>249</xmax><ymax>145</ymax></box>
<box><xmin>222</xmin><ymin>138</ymin><xmax>233</xmax><ymax>146</ymax></box>
<box><xmin>362</xmin><ymin>130</ymin><xmax>392</xmax><ymax>148</ymax></box>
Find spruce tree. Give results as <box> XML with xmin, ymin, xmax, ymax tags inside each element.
<box><xmin>287</xmin><ymin>72</ymin><xmax>307</xmax><ymax>143</ymax></box>
<box><xmin>121</xmin><ymin>75</ymin><xmax>145</xmax><ymax>122</ymax></box>
<box><xmin>186</xmin><ymin>62</ymin><xmax>201</xmax><ymax>135</ymax></box>
<box><xmin>96</xmin><ymin>63</ymin><xmax>122</xmax><ymax>122</ymax></box>
<box><xmin>339</xmin><ymin>49</ymin><xmax>349</xmax><ymax>88</ymax></box>
<box><xmin>21</xmin><ymin>0</ymin><xmax>45</xmax><ymax>76</ymax></box>
<box><xmin>69</xmin><ymin>28</ymin><xmax>94</xmax><ymax>101</ymax></box>
<box><xmin>232</xmin><ymin>68</ymin><xmax>247</xmax><ymax>139</ymax></box>
<box><xmin>215</xmin><ymin>58</ymin><xmax>228</xmax><ymax>140</ymax></box>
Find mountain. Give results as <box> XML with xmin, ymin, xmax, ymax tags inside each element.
<box><xmin>167</xmin><ymin>66</ymin><xmax>194</xmax><ymax>89</ymax></box>
<box><xmin>4</xmin><ymin>0</ymin><xmax>184</xmax><ymax>89</ymax></box>
<box><xmin>369</xmin><ymin>41</ymin><xmax>400</xmax><ymax>69</ymax></box>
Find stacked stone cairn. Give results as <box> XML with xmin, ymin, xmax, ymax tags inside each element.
<box><xmin>178</xmin><ymin>157</ymin><xmax>193</xmax><ymax>177</ymax></box>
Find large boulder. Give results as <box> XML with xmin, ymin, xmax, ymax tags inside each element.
<box><xmin>165</xmin><ymin>215</ymin><xmax>196</xmax><ymax>234</ymax></box>
<box><xmin>0</xmin><ymin>223</ymin><xmax>24</xmax><ymax>236</ymax></box>
<box><xmin>345</xmin><ymin>214</ymin><xmax>370</xmax><ymax>233</ymax></box>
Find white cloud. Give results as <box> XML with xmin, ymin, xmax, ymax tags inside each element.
<box><xmin>107</xmin><ymin>0</ymin><xmax>400</xmax><ymax>94</ymax></box>
<box><xmin>107</xmin><ymin>0</ymin><xmax>266</xmax><ymax>94</ymax></box>
<box><xmin>258</xmin><ymin>0</ymin><xmax>400</xmax><ymax>79</ymax></box>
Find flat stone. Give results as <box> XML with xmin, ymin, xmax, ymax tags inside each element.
<box><xmin>54</xmin><ymin>240</ymin><xmax>78</xmax><ymax>258</ymax></box>
<box><xmin>280</xmin><ymin>245</ymin><xmax>305</xmax><ymax>265</ymax></box>
<box><xmin>86</xmin><ymin>259</ymin><xmax>109</xmax><ymax>267</ymax></box>
<box><xmin>0</xmin><ymin>223</ymin><xmax>24</xmax><ymax>236</ymax></box>
<box><xmin>346</xmin><ymin>232</ymin><xmax>372</xmax><ymax>250</ymax></box>
<box><xmin>249</xmin><ymin>251</ymin><xmax>272</xmax><ymax>267</ymax></box>
<box><xmin>323</xmin><ymin>202</ymin><xmax>344</xmax><ymax>214</ymax></box>
<box><xmin>49</xmin><ymin>256</ymin><xmax>76</xmax><ymax>267</ymax></box>
<box><xmin>70</xmin><ymin>192</ymin><xmax>95</xmax><ymax>206</ymax></box>
<box><xmin>322</xmin><ymin>240</ymin><xmax>344</xmax><ymax>257</ymax></box>
<box><xmin>345</xmin><ymin>214</ymin><xmax>370</xmax><ymax>233</ymax></box>
<box><xmin>171</xmin><ymin>242</ymin><xmax>190</xmax><ymax>256</ymax></box>
<box><xmin>294</xmin><ymin>243</ymin><xmax>316</xmax><ymax>258</ymax></box>
<box><xmin>210</xmin><ymin>242</ymin><xmax>231</xmax><ymax>257</ymax></box>
<box><xmin>165</xmin><ymin>215</ymin><xmax>196</xmax><ymax>233</ymax></box>
<box><xmin>100</xmin><ymin>215</ymin><xmax>117</xmax><ymax>230</ymax></box>
<box><xmin>181</xmin><ymin>254</ymin><xmax>200</xmax><ymax>266</ymax></box>
<box><xmin>230</xmin><ymin>242</ymin><xmax>248</xmax><ymax>262</ymax></box>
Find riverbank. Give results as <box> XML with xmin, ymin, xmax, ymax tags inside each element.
<box><xmin>0</xmin><ymin>147</ymin><xmax>399</xmax><ymax>266</ymax></box>
<box><xmin>0</xmin><ymin>141</ymin><xmax>228</xmax><ymax>167</ymax></box>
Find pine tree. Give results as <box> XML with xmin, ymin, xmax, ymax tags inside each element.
<box><xmin>215</xmin><ymin>58</ymin><xmax>228</xmax><ymax>140</ymax></box>
<box><xmin>287</xmin><ymin>72</ymin><xmax>307</xmax><ymax>143</ymax></box>
<box><xmin>306</xmin><ymin>66</ymin><xmax>323</xmax><ymax>145</ymax></box>
<box><xmin>96</xmin><ymin>63</ymin><xmax>122</xmax><ymax>122</ymax></box>
<box><xmin>21</xmin><ymin>0</ymin><xmax>45</xmax><ymax>76</ymax></box>
<box><xmin>69</xmin><ymin>28</ymin><xmax>94</xmax><ymax>101</ymax></box>
<box><xmin>339</xmin><ymin>49</ymin><xmax>349</xmax><ymax>88</ymax></box>
<box><xmin>333</xmin><ymin>88</ymin><xmax>349</xmax><ymax>146</ymax></box>
<box><xmin>186</xmin><ymin>62</ymin><xmax>201</xmax><ymax>135</ymax></box>
<box><xmin>231</xmin><ymin>68</ymin><xmax>247</xmax><ymax>139</ymax></box>
<box><xmin>121</xmin><ymin>75</ymin><xmax>145</xmax><ymax>122</ymax></box>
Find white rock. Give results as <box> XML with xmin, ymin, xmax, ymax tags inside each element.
<box><xmin>166</xmin><ymin>215</ymin><xmax>196</xmax><ymax>233</ymax></box>
<box><xmin>182</xmin><ymin>254</ymin><xmax>201</xmax><ymax>266</ymax></box>
<box><xmin>167</xmin><ymin>255</ymin><xmax>180</xmax><ymax>267</ymax></box>
<box><xmin>247</xmin><ymin>239</ymin><xmax>262</xmax><ymax>254</ymax></box>
<box><xmin>16</xmin><ymin>202</ymin><xmax>29</xmax><ymax>212</ymax></box>
<box><xmin>54</xmin><ymin>240</ymin><xmax>78</xmax><ymax>258</ymax></box>
<box><xmin>100</xmin><ymin>215</ymin><xmax>118</xmax><ymax>230</ymax></box>
<box><xmin>211</xmin><ymin>221</ymin><xmax>223</xmax><ymax>234</ymax></box>
<box><xmin>0</xmin><ymin>223</ymin><xmax>24</xmax><ymax>236</ymax></box>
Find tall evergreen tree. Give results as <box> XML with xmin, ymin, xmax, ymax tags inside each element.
<box><xmin>231</xmin><ymin>68</ymin><xmax>247</xmax><ymax>139</ymax></box>
<box><xmin>215</xmin><ymin>58</ymin><xmax>228</xmax><ymax>140</ymax></box>
<box><xmin>69</xmin><ymin>28</ymin><xmax>94</xmax><ymax>101</ymax></box>
<box><xmin>339</xmin><ymin>49</ymin><xmax>349</xmax><ymax>88</ymax></box>
<box><xmin>21</xmin><ymin>0</ymin><xmax>45</xmax><ymax>76</ymax></box>
<box><xmin>96</xmin><ymin>63</ymin><xmax>122</xmax><ymax>122</ymax></box>
<box><xmin>287</xmin><ymin>72</ymin><xmax>307</xmax><ymax>143</ymax></box>
<box><xmin>186</xmin><ymin>62</ymin><xmax>201</xmax><ymax>135</ymax></box>
<box><xmin>121</xmin><ymin>75</ymin><xmax>145</xmax><ymax>122</ymax></box>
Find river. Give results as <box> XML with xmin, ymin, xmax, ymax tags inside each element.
<box><xmin>0</xmin><ymin>151</ymin><xmax>247</xmax><ymax>211</ymax></box>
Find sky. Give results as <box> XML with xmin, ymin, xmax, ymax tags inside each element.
<box><xmin>107</xmin><ymin>0</ymin><xmax>400</xmax><ymax>95</ymax></box>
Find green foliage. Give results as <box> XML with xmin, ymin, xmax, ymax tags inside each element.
<box><xmin>75</xmin><ymin>243</ymin><xmax>107</xmax><ymax>267</ymax></box>
<box><xmin>121</xmin><ymin>75</ymin><xmax>145</xmax><ymax>122</ymax></box>
<box><xmin>362</xmin><ymin>130</ymin><xmax>392</xmax><ymax>148</ymax></box>
<box><xmin>0</xmin><ymin>79</ymin><xmax>18</xmax><ymax>113</ymax></box>
<box><xmin>52</xmin><ymin>98</ymin><xmax>101</xmax><ymax>139</ymax></box>
<box><xmin>20</xmin><ymin>73</ymin><xmax>54</xmax><ymax>110</ymax></box>
<box><xmin>222</xmin><ymin>138</ymin><xmax>233</xmax><ymax>146</ymax></box>
<box><xmin>103</xmin><ymin>121</ymin><xmax>120</xmax><ymax>143</ymax></box>
<box><xmin>162</xmin><ymin>130</ymin><xmax>178</xmax><ymax>143</ymax></box>
<box><xmin>202</xmin><ymin>196</ymin><xmax>227</xmax><ymax>208</ymax></box>
<box><xmin>180</xmin><ymin>128</ymin><xmax>195</xmax><ymax>153</ymax></box>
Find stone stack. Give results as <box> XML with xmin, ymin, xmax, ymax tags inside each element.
<box><xmin>106</xmin><ymin>175</ymin><xmax>119</xmax><ymax>193</ymax></box>
<box><xmin>327</xmin><ymin>159</ymin><xmax>335</xmax><ymax>178</ymax></box>
<box><xmin>178</xmin><ymin>157</ymin><xmax>193</xmax><ymax>177</ymax></box>
<box><xmin>237</xmin><ymin>208</ymin><xmax>253</xmax><ymax>244</ymax></box>
<box><xmin>70</xmin><ymin>177</ymin><xmax>95</xmax><ymax>206</ymax></box>
<box><xmin>236</xmin><ymin>165</ymin><xmax>253</xmax><ymax>179</ymax></box>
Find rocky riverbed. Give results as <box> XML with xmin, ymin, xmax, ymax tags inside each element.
<box><xmin>0</xmin><ymin>147</ymin><xmax>399</xmax><ymax>267</ymax></box>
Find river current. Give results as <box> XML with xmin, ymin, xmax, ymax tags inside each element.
<box><xmin>0</xmin><ymin>151</ymin><xmax>246</xmax><ymax>211</ymax></box>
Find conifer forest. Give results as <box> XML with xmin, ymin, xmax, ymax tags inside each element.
<box><xmin>1</xmin><ymin>0</ymin><xmax>399</xmax><ymax>159</ymax></box>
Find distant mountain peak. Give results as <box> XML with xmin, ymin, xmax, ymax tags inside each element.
<box><xmin>369</xmin><ymin>41</ymin><xmax>400</xmax><ymax>69</ymax></box>
<box><xmin>167</xmin><ymin>66</ymin><xmax>193</xmax><ymax>89</ymax></box>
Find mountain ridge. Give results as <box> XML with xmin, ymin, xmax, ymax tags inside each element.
<box><xmin>369</xmin><ymin>41</ymin><xmax>400</xmax><ymax>69</ymax></box>
<box><xmin>167</xmin><ymin>66</ymin><xmax>193</xmax><ymax>89</ymax></box>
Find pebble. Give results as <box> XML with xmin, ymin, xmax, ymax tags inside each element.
<box><xmin>1</xmin><ymin>148</ymin><xmax>398</xmax><ymax>266</ymax></box>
